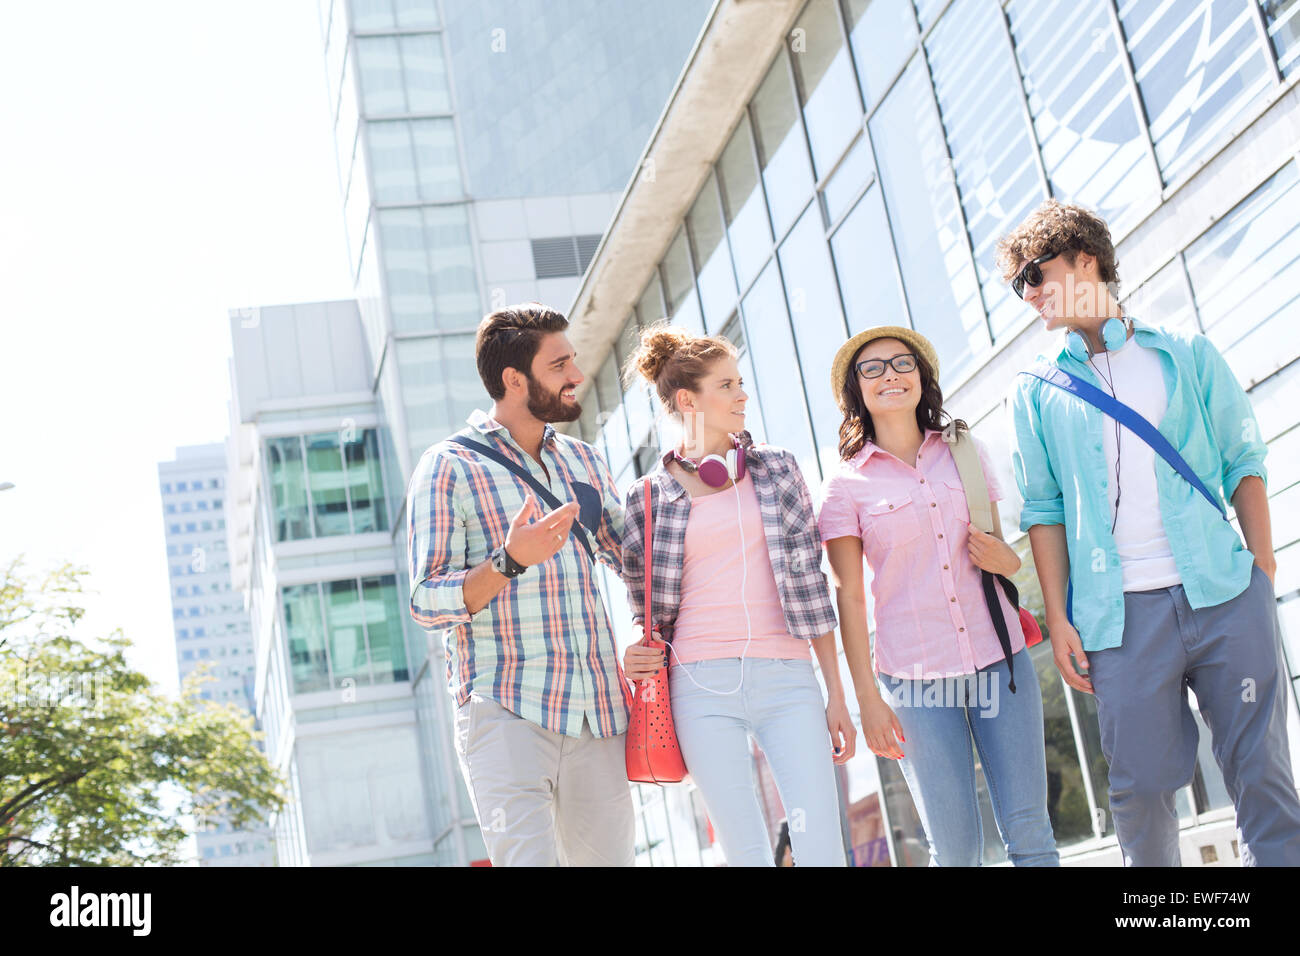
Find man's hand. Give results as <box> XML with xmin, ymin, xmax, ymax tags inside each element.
<box><xmin>1047</xmin><ymin>613</ymin><xmax>1093</xmax><ymax>694</ymax></box>
<box><xmin>503</xmin><ymin>493</ymin><xmax>578</xmax><ymax>568</ymax></box>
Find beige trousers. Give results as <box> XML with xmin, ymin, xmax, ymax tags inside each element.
<box><xmin>453</xmin><ymin>695</ymin><xmax>635</xmax><ymax>866</ymax></box>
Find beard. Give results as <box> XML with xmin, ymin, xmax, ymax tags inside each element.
<box><xmin>525</xmin><ymin>375</ymin><xmax>582</xmax><ymax>423</ymax></box>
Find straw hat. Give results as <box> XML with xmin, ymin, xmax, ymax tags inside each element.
<box><xmin>829</xmin><ymin>325</ymin><xmax>940</xmax><ymax>411</ymax></box>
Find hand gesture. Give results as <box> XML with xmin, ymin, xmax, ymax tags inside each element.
<box><xmin>623</xmin><ymin>629</ymin><xmax>667</xmax><ymax>681</ymax></box>
<box><xmin>1048</xmin><ymin>615</ymin><xmax>1093</xmax><ymax>695</ymax></box>
<box><xmin>502</xmin><ymin>493</ymin><xmax>579</xmax><ymax>568</ymax></box>
<box><xmin>826</xmin><ymin>697</ymin><xmax>857</xmax><ymax>765</ymax></box>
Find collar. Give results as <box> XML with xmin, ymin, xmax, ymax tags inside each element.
<box><xmin>848</xmin><ymin>428</ymin><xmax>942</xmax><ymax>469</ymax></box>
<box><xmin>654</xmin><ymin>430</ymin><xmax>757</xmax><ymax>502</ymax></box>
<box><xmin>467</xmin><ymin>408</ymin><xmax>556</xmax><ymax>448</ymax></box>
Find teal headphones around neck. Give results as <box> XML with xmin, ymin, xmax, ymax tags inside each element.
<box><xmin>1065</xmin><ymin>316</ymin><xmax>1131</xmax><ymax>362</ymax></box>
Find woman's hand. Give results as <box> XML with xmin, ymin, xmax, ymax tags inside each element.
<box><xmin>623</xmin><ymin>633</ymin><xmax>667</xmax><ymax>681</ymax></box>
<box><xmin>967</xmin><ymin>525</ymin><xmax>1021</xmax><ymax>577</ymax></box>
<box><xmin>859</xmin><ymin>692</ymin><xmax>905</xmax><ymax>760</ymax></box>
<box><xmin>825</xmin><ymin>696</ymin><xmax>857</xmax><ymax>765</ymax></box>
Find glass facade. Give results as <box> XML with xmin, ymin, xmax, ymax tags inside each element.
<box><xmin>587</xmin><ymin>0</ymin><xmax>1300</xmax><ymax>866</ymax></box>
<box><xmin>281</xmin><ymin>574</ymin><xmax>410</xmax><ymax>694</ymax></box>
<box><xmin>264</xmin><ymin>429</ymin><xmax>389</xmax><ymax>543</ymax></box>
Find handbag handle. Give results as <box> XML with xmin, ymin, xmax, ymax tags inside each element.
<box><xmin>643</xmin><ymin>477</ymin><xmax>653</xmax><ymax>642</ymax></box>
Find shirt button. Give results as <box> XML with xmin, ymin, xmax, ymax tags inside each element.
<box><xmin>920</xmin><ymin>478</ymin><xmax>926</xmax><ymax>484</ymax></box>
<box><xmin>959</xmin><ymin>627</ymin><xmax>965</xmax><ymax>632</ymax></box>
<box><xmin>950</xmin><ymin>597</ymin><xmax>956</xmax><ymax>603</ymax></box>
<box><xmin>889</xmin><ymin>505</ymin><xmax>894</xmax><ymax>510</ymax></box>
<box><xmin>938</xmin><ymin>533</ymin><xmax>944</xmax><ymax>539</ymax></box>
<box><xmin>931</xmin><ymin>503</ymin><xmax>937</xmax><ymax>508</ymax></box>
<box><xmin>943</xmin><ymin>564</ymin><xmax>949</xmax><ymax>570</ymax></box>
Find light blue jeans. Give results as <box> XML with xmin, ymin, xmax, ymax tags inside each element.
<box><xmin>877</xmin><ymin>649</ymin><xmax>1059</xmax><ymax>866</ymax></box>
<box><xmin>669</xmin><ymin>657</ymin><xmax>847</xmax><ymax>867</ymax></box>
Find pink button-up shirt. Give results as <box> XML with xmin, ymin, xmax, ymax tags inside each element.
<box><xmin>817</xmin><ymin>429</ymin><xmax>1025</xmax><ymax>680</ymax></box>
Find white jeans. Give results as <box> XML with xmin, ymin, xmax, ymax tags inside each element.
<box><xmin>453</xmin><ymin>695</ymin><xmax>635</xmax><ymax>866</ymax></box>
<box><xmin>669</xmin><ymin>657</ymin><xmax>847</xmax><ymax>866</ymax></box>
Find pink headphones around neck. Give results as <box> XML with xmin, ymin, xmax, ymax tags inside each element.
<box><xmin>673</xmin><ymin>435</ymin><xmax>747</xmax><ymax>488</ymax></box>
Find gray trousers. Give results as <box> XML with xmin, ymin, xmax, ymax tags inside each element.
<box><xmin>1089</xmin><ymin>564</ymin><xmax>1300</xmax><ymax>866</ymax></box>
<box><xmin>452</xmin><ymin>695</ymin><xmax>635</xmax><ymax>867</ymax></box>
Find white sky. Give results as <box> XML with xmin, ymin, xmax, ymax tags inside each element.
<box><xmin>0</xmin><ymin>2</ymin><xmax>354</xmax><ymax>696</ymax></box>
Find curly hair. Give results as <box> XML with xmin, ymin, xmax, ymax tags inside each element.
<box><xmin>626</xmin><ymin>324</ymin><xmax>737</xmax><ymax>415</ymax></box>
<box><xmin>837</xmin><ymin>342</ymin><xmax>964</xmax><ymax>460</ymax></box>
<box><xmin>995</xmin><ymin>198</ymin><xmax>1120</xmax><ymax>288</ymax></box>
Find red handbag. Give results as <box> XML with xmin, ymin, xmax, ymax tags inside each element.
<box><xmin>625</xmin><ymin>478</ymin><xmax>687</xmax><ymax>784</ymax></box>
<box><xmin>1019</xmin><ymin>607</ymin><xmax>1044</xmax><ymax>648</ymax></box>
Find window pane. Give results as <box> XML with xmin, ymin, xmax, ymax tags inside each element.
<box><xmin>366</xmin><ymin>121</ymin><xmax>417</xmax><ymax>202</ymax></box>
<box><xmin>398</xmin><ymin>333</ymin><xmax>480</xmax><ymax>462</ymax></box>
<box><xmin>870</xmin><ymin>59</ymin><xmax>989</xmax><ymax>381</ymax></box>
<box><xmin>1122</xmin><ymin>256</ymin><xmax>1199</xmax><ymax>337</ymax></box>
<box><xmin>1184</xmin><ymin>162</ymin><xmax>1300</xmax><ymax>387</ymax></box>
<box><xmin>661</xmin><ymin>229</ymin><xmax>705</xmax><ymax>336</ymax></box>
<box><xmin>686</xmin><ymin>172</ymin><xmax>737</xmax><ymax>333</ymax></box>
<box><xmin>400</xmin><ymin>34</ymin><xmax>450</xmax><ymax>112</ymax></box>
<box><xmin>306</xmin><ymin>431</ymin><xmax>351</xmax><ymax>536</ymax></box>
<box><xmin>844</xmin><ymin>0</ymin><xmax>917</xmax><ymax>108</ymax></box>
<box><xmin>424</xmin><ymin>204</ymin><xmax>479</xmax><ymax>329</ymax></box>
<box><xmin>716</xmin><ymin>114</ymin><xmax>772</xmax><ymax>289</ymax></box>
<box><xmin>911</xmin><ymin>0</ymin><xmax>946</xmax><ymax>31</ymax></box>
<box><xmin>927</xmin><ymin>0</ymin><xmax>1046</xmax><ymax>341</ymax></box>
<box><xmin>1120</xmin><ymin>0</ymin><xmax>1273</xmax><ymax>185</ymax></box>
<box><xmin>1262</xmin><ymin>0</ymin><xmax>1300</xmax><ymax>76</ymax></box>
<box><xmin>615</xmin><ymin>316</ymin><xmax>656</xmax><ymax>451</ymax></box>
<box><xmin>412</xmin><ymin>118</ymin><xmax>461</xmax><ymax>200</ymax></box>
<box><xmin>740</xmin><ymin>262</ymin><xmax>818</xmax><ymax>481</ymax></box>
<box><xmin>831</xmin><ymin>184</ymin><xmax>908</xmax><ymax>333</ymax></box>
<box><xmin>355</xmin><ymin>37</ymin><xmax>404</xmax><ymax>115</ymax></box>
<box><xmin>789</xmin><ymin>0</ymin><xmax>861</xmax><ymax>179</ymax></box>
<box><xmin>350</xmin><ymin>0</ymin><xmax>395</xmax><ymax>31</ymax></box>
<box><xmin>1008</xmin><ymin>0</ymin><xmax>1156</xmax><ymax>235</ymax></box>
<box><xmin>822</xmin><ymin>131</ymin><xmax>875</xmax><ymax>224</ymax></box>
<box><xmin>362</xmin><ymin>575</ymin><xmax>409</xmax><ymax>683</ymax></box>
<box><xmin>777</xmin><ymin>204</ymin><xmax>850</xmax><ymax>475</ymax></box>
<box><xmin>267</xmin><ymin>436</ymin><xmax>311</xmax><ymax>542</ymax></box>
<box><xmin>283</xmin><ymin>584</ymin><xmax>330</xmax><ymax>693</ymax></box>
<box><xmin>635</xmin><ymin>274</ymin><xmax>667</xmax><ymax>327</ymax></box>
<box><xmin>720</xmin><ymin>315</ymin><xmax>767</xmax><ymax>445</ymax></box>
<box><xmin>394</xmin><ymin>0</ymin><xmax>438</xmax><ymax>29</ymax></box>
<box><xmin>751</xmin><ymin>51</ymin><xmax>815</xmax><ymax>239</ymax></box>
<box><xmin>344</xmin><ymin>428</ymin><xmax>388</xmax><ymax>533</ymax></box>
<box><xmin>325</xmin><ymin>579</ymin><xmax>370</xmax><ymax>686</ymax></box>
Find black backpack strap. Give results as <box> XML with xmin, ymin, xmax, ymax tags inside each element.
<box><xmin>447</xmin><ymin>434</ymin><xmax>595</xmax><ymax>562</ymax></box>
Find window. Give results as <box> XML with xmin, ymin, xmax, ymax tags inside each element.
<box><xmin>1184</xmin><ymin>161</ymin><xmax>1300</xmax><ymax>387</ymax></box>
<box><xmin>1119</xmin><ymin>0</ymin><xmax>1274</xmax><ymax>185</ymax></box>
<box><xmin>161</xmin><ymin>482</ymin><xmax>172</xmax><ymax>493</ymax></box>
<box><xmin>1261</xmin><ymin>0</ymin><xmax>1300</xmax><ymax>76</ymax></box>
<box><xmin>686</xmin><ymin>173</ymin><xmax>737</xmax><ymax>333</ymax></box>
<box><xmin>378</xmin><ymin>204</ymin><xmax>479</xmax><ymax>332</ymax></box>
<box><xmin>869</xmin><ymin>58</ymin><xmax>988</xmax><ymax>381</ymax></box>
<box><xmin>176</xmin><ymin>481</ymin><xmax>188</xmax><ymax>491</ymax></box>
<box><xmin>788</xmin><ymin>0</ymin><xmax>860</xmax><ymax>179</ymax></box>
<box><xmin>1007</xmin><ymin>0</ymin><xmax>1157</xmax><ymax>236</ymax></box>
<box><xmin>197</xmin><ymin>500</ymin><xmax>208</xmax><ymax>510</ymax></box>
<box><xmin>166</xmin><ymin>504</ymin><xmax>176</xmax><ymax>514</ymax></box>
<box><xmin>355</xmin><ymin>33</ymin><xmax>450</xmax><ymax>116</ymax></box>
<box><xmin>365</xmin><ymin>118</ymin><xmax>461</xmax><ymax>202</ymax></box>
<box><xmin>843</xmin><ymin>0</ymin><xmax>916</xmax><ymax>109</ymax></box>
<box><xmin>660</xmin><ymin>228</ymin><xmax>705</xmax><ymax>337</ymax></box>
<box><xmin>716</xmin><ymin>113</ymin><xmax>772</xmax><ymax>289</ymax></box>
<box><xmin>831</xmin><ymin>184</ymin><xmax>908</xmax><ymax>334</ymax></box>
<box><xmin>181</xmin><ymin>501</ymin><xmax>192</xmax><ymax>512</ymax></box>
<box><xmin>214</xmin><ymin>499</ymin><xmax>223</xmax><ymax>510</ymax></box>
<box><xmin>927</xmin><ymin>0</ymin><xmax>1046</xmax><ymax>341</ymax></box>
<box><xmin>169</xmin><ymin>524</ymin><xmax>181</xmax><ymax>534</ymax></box>
<box><xmin>184</xmin><ymin>522</ymin><xmax>197</xmax><ymax>532</ymax></box>
<box><xmin>751</xmin><ymin>50</ymin><xmax>814</xmax><ymax>239</ymax></box>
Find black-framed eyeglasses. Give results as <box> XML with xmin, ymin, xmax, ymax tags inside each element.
<box><xmin>855</xmin><ymin>353</ymin><xmax>917</xmax><ymax>379</ymax></box>
<box><xmin>1011</xmin><ymin>252</ymin><xmax>1059</xmax><ymax>299</ymax></box>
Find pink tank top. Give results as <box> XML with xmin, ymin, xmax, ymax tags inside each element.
<box><xmin>670</xmin><ymin>473</ymin><xmax>811</xmax><ymax>665</ymax></box>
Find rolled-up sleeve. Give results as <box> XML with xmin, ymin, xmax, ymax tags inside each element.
<box><xmin>1192</xmin><ymin>333</ymin><xmax>1268</xmax><ymax>500</ymax></box>
<box><xmin>1010</xmin><ymin>378</ymin><xmax>1066</xmax><ymax>531</ymax></box>
<box><xmin>407</xmin><ymin>449</ymin><xmax>473</xmax><ymax>630</ymax></box>
<box><xmin>817</xmin><ymin>470</ymin><xmax>861</xmax><ymax>542</ymax></box>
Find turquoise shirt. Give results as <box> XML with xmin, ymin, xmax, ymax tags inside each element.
<box><xmin>1009</xmin><ymin>319</ymin><xmax>1268</xmax><ymax>652</ymax></box>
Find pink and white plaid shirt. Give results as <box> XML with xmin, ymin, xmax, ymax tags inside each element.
<box><xmin>817</xmin><ymin>429</ymin><xmax>1025</xmax><ymax>680</ymax></box>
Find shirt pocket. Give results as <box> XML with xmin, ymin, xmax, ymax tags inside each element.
<box><xmin>864</xmin><ymin>495</ymin><xmax>924</xmax><ymax>548</ymax></box>
<box><xmin>942</xmin><ymin>478</ymin><xmax>971</xmax><ymax>525</ymax></box>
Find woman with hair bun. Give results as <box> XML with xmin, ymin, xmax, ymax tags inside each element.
<box><xmin>620</xmin><ymin>324</ymin><xmax>853</xmax><ymax>867</ymax></box>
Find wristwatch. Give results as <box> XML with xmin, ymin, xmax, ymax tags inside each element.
<box><xmin>490</xmin><ymin>545</ymin><xmax>527</xmax><ymax>579</ymax></box>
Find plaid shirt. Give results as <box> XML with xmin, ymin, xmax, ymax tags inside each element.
<box><xmin>621</xmin><ymin>432</ymin><xmax>839</xmax><ymax>643</ymax></box>
<box><xmin>406</xmin><ymin>410</ymin><xmax>630</xmax><ymax>739</ymax></box>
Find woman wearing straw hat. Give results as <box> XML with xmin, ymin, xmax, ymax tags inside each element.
<box><xmin>818</xmin><ymin>326</ymin><xmax>1058</xmax><ymax>866</ymax></box>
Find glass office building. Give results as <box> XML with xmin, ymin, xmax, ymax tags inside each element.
<box><xmin>158</xmin><ymin>444</ymin><xmax>274</xmax><ymax>866</ymax></box>
<box><xmin>568</xmin><ymin>0</ymin><xmax>1300</xmax><ymax>865</ymax></box>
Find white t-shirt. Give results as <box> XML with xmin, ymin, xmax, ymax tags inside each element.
<box><xmin>1089</xmin><ymin>332</ymin><xmax>1182</xmax><ymax>592</ymax></box>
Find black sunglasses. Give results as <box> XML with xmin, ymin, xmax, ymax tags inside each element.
<box><xmin>1011</xmin><ymin>252</ymin><xmax>1059</xmax><ymax>299</ymax></box>
<box><xmin>855</xmin><ymin>353</ymin><xmax>917</xmax><ymax>379</ymax></box>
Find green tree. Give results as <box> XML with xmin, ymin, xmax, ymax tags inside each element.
<box><xmin>0</xmin><ymin>559</ymin><xmax>286</xmax><ymax>866</ymax></box>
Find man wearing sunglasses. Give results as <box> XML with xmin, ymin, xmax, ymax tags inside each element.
<box><xmin>998</xmin><ymin>199</ymin><xmax>1300</xmax><ymax>866</ymax></box>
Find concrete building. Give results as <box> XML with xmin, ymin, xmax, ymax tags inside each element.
<box><xmin>157</xmin><ymin>444</ymin><xmax>273</xmax><ymax>866</ymax></box>
<box><xmin>564</xmin><ymin>0</ymin><xmax>1300</xmax><ymax>866</ymax></box>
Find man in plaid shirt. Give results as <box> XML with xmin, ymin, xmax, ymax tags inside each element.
<box><xmin>406</xmin><ymin>303</ymin><xmax>633</xmax><ymax>867</ymax></box>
